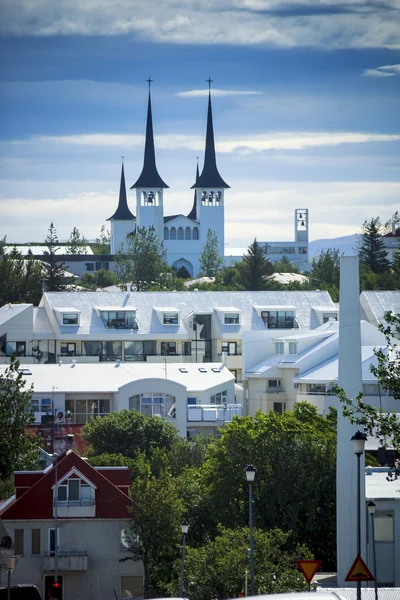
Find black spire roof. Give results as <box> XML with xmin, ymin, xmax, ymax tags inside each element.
<box><xmin>131</xmin><ymin>92</ymin><xmax>169</xmax><ymax>190</ymax></box>
<box><xmin>107</xmin><ymin>162</ymin><xmax>135</xmax><ymax>221</ymax></box>
<box><xmin>191</xmin><ymin>91</ymin><xmax>229</xmax><ymax>190</ymax></box>
<box><xmin>187</xmin><ymin>161</ymin><xmax>200</xmax><ymax>220</ymax></box>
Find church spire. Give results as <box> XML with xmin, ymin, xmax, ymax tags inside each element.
<box><xmin>192</xmin><ymin>83</ymin><xmax>229</xmax><ymax>189</ymax></box>
<box><xmin>107</xmin><ymin>160</ymin><xmax>135</xmax><ymax>221</ymax></box>
<box><xmin>187</xmin><ymin>159</ymin><xmax>200</xmax><ymax>220</ymax></box>
<box><xmin>131</xmin><ymin>86</ymin><xmax>169</xmax><ymax>189</ymax></box>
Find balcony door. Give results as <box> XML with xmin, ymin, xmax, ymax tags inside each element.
<box><xmin>44</xmin><ymin>574</ymin><xmax>63</xmax><ymax>600</ymax></box>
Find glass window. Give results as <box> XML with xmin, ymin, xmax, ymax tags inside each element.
<box><xmin>15</xmin><ymin>529</ymin><xmax>24</xmax><ymax>555</ymax></box>
<box><xmin>68</xmin><ymin>479</ymin><xmax>80</xmax><ymax>501</ymax></box>
<box><xmin>57</xmin><ymin>486</ymin><xmax>67</xmax><ymax>501</ymax></box>
<box><xmin>143</xmin><ymin>341</ymin><xmax>156</xmax><ymax>356</ymax></box>
<box><xmin>170</xmin><ymin>227</ymin><xmax>176</xmax><ymax>240</ymax></box>
<box><xmin>16</xmin><ymin>342</ymin><xmax>26</xmax><ymax>356</ymax></box>
<box><xmin>82</xmin><ymin>341</ymin><xmax>101</xmax><ymax>356</ymax></box>
<box><xmin>323</xmin><ymin>313</ymin><xmax>337</xmax><ymax>323</ymax></box>
<box><xmin>164</xmin><ymin>227</ymin><xmax>169</xmax><ymax>240</ymax></box>
<box><xmin>268</xmin><ymin>379</ymin><xmax>281</xmax><ymax>388</ymax></box>
<box><xmin>85</xmin><ymin>263</ymin><xmax>95</xmax><ymax>271</ymax></box>
<box><xmin>261</xmin><ymin>311</ymin><xmax>295</xmax><ymax>329</ymax></box>
<box><xmin>185</xmin><ymin>227</ymin><xmax>191</xmax><ymax>240</ymax></box>
<box><xmin>100</xmin><ymin>311</ymin><xmax>138</xmax><ymax>330</ymax></box>
<box><xmin>124</xmin><ymin>341</ymin><xmax>144</xmax><ymax>361</ymax></box>
<box><xmin>63</xmin><ymin>313</ymin><xmax>79</xmax><ymax>325</ymax></box>
<box><xmin>182</xmin><ymin>342</ymin><xmax>191</xmax><ymax>356</ymax></box>
<box><xmin>178</xmin><ymin>227</ymin><xmax>184</xmax><ymax>240</ymax></box>
<box><xmin>275</xmin><ymin>342</ymin><xmax>284</xmax><ymax>355</ymax></box>
<box><xmin>273</xmin><ymin>402</ymin><xmax>286</xmax><ymax>415</ymax></box>
<box><xmin>306</xmin><ymin>384</ymin><xmax>327</xmax><ymax>394</ymax></box>
<box><xmin>288</xmin><ymin>342</ymin><xmax>297</xmax><ymax>354</ymax></box>
<box><xmin>224</xmin><ymin>313</ymin><xmax>240</xmax><ymax>324</ymax></box>
<box><xmin>101</xmin><ymin>341</ymin><xmax>122</xmax><ymax>361</ymax></box>
<box><xmin>161</xmin><ymin>342</ymin><xmax>176</xmax><ymax>355</ymax></box>
<box><xmin>192</xmin><ymin>227</ymin><xmax>199</xmax><ymax>240</ymax></box>
<box><xmin>31</xmin><ymin>529</ymin><xmax>40</xmax><ymax>555</ymax></box>
<box><xmin>163</xmin><ymin>313</ymin><xmax>179</xmax><ymax>325</ymax></box>
<box><xmin>129</xmin><ymin>395</ymin><xmax>140</xmax><ymax>411</ymax></box>
<box><xmin>129</xmin><ymin>394</ymin><xmax>176</xmax><ymax>418</ymax></box>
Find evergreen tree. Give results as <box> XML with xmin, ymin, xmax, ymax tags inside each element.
<box><xmin>238</xmin><ymin>238</ymin><xmax>273</xmax><ymax>290</ymax></box>
<box><xmin>42</xmin><ymin>222</ymin><xmax>69</xmax><ymax>291</ymax></box>
<box><xmin>0</xmin><ymin>243</ymin><xmax>43</xmax><ymax>306</ymax></box>
<box><xmin>308</xmin><ymin>248</ymin><xmax>341</xmax><ymax>289</ymax></box>
<box><xmin>198</xmin><ymin>229</ymin><xmax>224</xmax><ymax>276</ymax></box>
<box><xmin>273</xmin><ymin>255</ymin><xmax>299</xmax><ymax>273</ymax></box>
<box><xmin>115</xmin><ymin>226</ymin><xmax>169</xmax><ymax>291</ymax></box>
<box><xmin>358</xmin><ymin>217</ymin><xmax>390</xmax><ymax>274</ymax></box>
<box><xmin>66</xmin><ymin>226</ymin><xmax>88</xmax><ymax>254</ymax></box>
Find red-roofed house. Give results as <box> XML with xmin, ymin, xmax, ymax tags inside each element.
<box><xmin>0</xmin><ymin>451</ymin><xmax>143</xmax><ymax>600</ymax></box>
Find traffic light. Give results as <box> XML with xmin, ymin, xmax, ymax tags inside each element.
<box><xmin>52</xmin><ymin>581</ymin><xmax>60</xmax><ymax>589</ymax></box>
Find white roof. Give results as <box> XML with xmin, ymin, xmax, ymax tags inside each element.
<box><xmin>267</xmin><ymin>273</ymin><xmax>308</xmax><ymax>285</ymax></box>
<box><xmin>294</xmin><ymin>346</ymin><xmax>383</xmax><ymax>383</ymax></box>
<box><xmin>0</xmin><ymin>362</ymin><xmax>234</xmax><ymax>394</ymax></box>
<box><xmin>3</xmin><ymin>245</ymin><xmax>94</xmax><ymax>256</ymax></box>
<box><xmin>0</xmin><ymin>303</ymin><xmax>31</xmax><ymax>326</ymax></box>
<box><xmin>53</xmin><ymin>307</ymin><xmax>82</xmax><ymax>313</ymax></box>
<box><xmin>365</xmin><ymin>467</ymin><xmax>400</xmax><ymax>500</ymax></box>
<box><xmin>361</xmin><ymin>291</ymin><xmax>400</xmax><ymax>324</ymax></box>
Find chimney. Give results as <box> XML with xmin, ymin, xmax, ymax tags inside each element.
<box><xmin>392</xmin><ymin>219</ymin><xmax>396</xmax><ymax>236</ymax></box>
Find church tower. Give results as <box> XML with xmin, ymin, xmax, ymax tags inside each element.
<box><xmin>131</xmin><ymin>85</ymin><xmax>168</xmax><ymax>242</ymax></box>
<box><xmin>107</xmin><ymin>160</ymin><xmax>135</xmax><ymax>254</ymax></box>
<box><xmin>191</xmin><ymin>84</ymin><xmax>229</xmax><ymax>259</ymax></box>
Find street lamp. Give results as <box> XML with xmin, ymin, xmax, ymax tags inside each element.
<box><xmin>367</xmin><ymin>500</ymin><xmax>378</xmax><ymax>600</ymax></box>
<box><xmin>179</xmin><ymin>523</ymin><xmax>189</xmax><ymax>597</ymax></box>
<box><xmin>351</xmin><ymin>431</ymin><xmax>367</xmax><ymax>600</ymax></box>
<box><xmin>52</xmin><ymin>453</ymin><xmax>59</xmax><ymax>590</ymax></box>
<box><xmin>245</xmin><ymin>464</ymin><xmax>256</xmax><ymax>596</ymax></box>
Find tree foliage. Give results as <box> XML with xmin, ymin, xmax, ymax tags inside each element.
<box><xmin>198</xmin><ymin>229</ymin><xmax>224</xmax><ymax>276</ymax></box>
<box><xmin>115</xmin><ymin>226</ymin><xmax>169</xmax><ymax>291</ymax></box>
<box><xmin>0</xmin><ymin>355</ymin><xmax>40</xmax><ymax>480</ymax></box>
<box><xmin>358</xmin><ymin>217</ymin><xmax>390</xmax><ymax>274</ymax></box>
<box><xmin>0</xmin><ymin>239</ymin><xmax>43</xmax><ymax>305</ymax></box>
<box><xmin>273</xmin><ymin>255</ymin><xmax>300</xmax><ymax>274</ymax></box>
<box><xmin>91</xmin><ymin>225</ymin><xmax>111</xmax><ymax>255</ymax></box>
<box><xmin>42</xmin><ymin>222</ymin><xmax>70</xmax><ymax>291</ymax></box>
<box><xmin>66</xmin><ymin>226</ymin><xmax>88</xmax><ymax>254</ymax></box>
<box><xmin>237</xmin><ymin>238</ymin><xmax>273</xmax><ymax>290</ymax></box>
<box><xmin>80</xmin><ymin>268</ymin><xmax>119</xmax><ymax>290</ymax></box>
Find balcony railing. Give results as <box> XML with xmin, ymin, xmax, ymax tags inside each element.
<box><xmin>44</xmin><ymin>551</ymin><xmax>88</xmax><ymax>557</ymax></box>
<box><xmin>54</xmin><ymin>499</ymin><xmax>95</xmax><ymax>506</ymax></box>
<box><xmin>187</xmin><ymin>404</ymin><xmax>243</xmax><ymax>423</ymax></box>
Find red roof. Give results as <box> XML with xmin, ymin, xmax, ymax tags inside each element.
<box><xmin>0</xmin><ymin>451</ymin><xmax>131</xmax><ymax>520</ymax></box>
<box><xmin>383</xmin><ymin>227</ymin><xmax>400</xmax><ymax>237</ymax></box>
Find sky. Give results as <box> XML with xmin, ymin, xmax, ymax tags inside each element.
<box><xmin>0</xmin><ymin>0</ymin><xmax>399</xmax><ymax>246</ymax></box>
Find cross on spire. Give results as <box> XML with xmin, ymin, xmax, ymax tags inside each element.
<box><xmin>121</xmin><ymin>155</ymin><xmax>124</xmax><ymax>164</ymax></box>
<box><xmin>206</xmin><ymin>77</ymin><xmax>213</xmax><ymax>91</ymax></box>
<box><xmin>147</xmin><ymin>77</ymin><xmax>153</xmax><ymax>91</ymax></box>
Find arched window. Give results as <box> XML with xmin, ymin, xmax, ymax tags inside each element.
<box><xmin>170</xmin><ymin>227</ymin><xmax>176</xmax><ymax>240</ymax></box>
<box><xmin>141</xmin><ymin>191</ymin><xmax>147</xmax><ymax>205</ymax></box>
<box><xmin>164</xmin><ymin>227</ymin><xmax>169</xmax><ymax>240</ymax></box>
<box><xmin>178</xmin><ymin>227</ymin><xmax>184</xmax><ymax>240</ymax></box>
<box><xmin>185</xmin><ymin>227</ymin><xmax>191</xmax><ymax>240</ymax></box>
<box><xmin>193</xmin><ymin>227</ymin><xmax>199</xmax><ymax>240</ymax></box>
<box><xmin>201</xmin><ymin>191</ymin><xmax>207</xmax><ymax>205</ymax></box>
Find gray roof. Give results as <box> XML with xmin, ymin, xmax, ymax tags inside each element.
<box><xmin>361</xmin><ymin>291</ymin><xmax>400</xmax><ymax>324</ymax></box>
<box><xmin>42</xmin><ymin>290</ymin><xmax>335</xmax><ymax>338</ymax></box>
<box><xmin>365</xmin><ymin>467</ymin><xmax>400</xmax><ymax>500</ymax></box>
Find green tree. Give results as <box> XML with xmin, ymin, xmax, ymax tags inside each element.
<box><xmin>66</xmin><ymin>226</ymin><xmax>88</xmax><ymax>254</ymax></box>
<box><xmin>92</xmin><ymin>225</ymin><xmax>111</xmax><ymax>255</ymax></box>
<box><xmin>125</xmin><ymin>469</ymin><xmax>185</xmax><ymax>598</ymax></box>
<box><xmin>273</xmin><ymin>255</ymin><xmax>299</xmax><ymax>273</ymax></box>
<box><xmin>198</xmin><ymin>229</ymin><xmax>224</xmax><ymax>276</ymax></box>
<box><xmin>42</xmin><ymin>223</ymin><xmax>70</xmax><ymax>291</ymax></box>
<box><xmin>358</xmin><ymin>217</ymin><xmax>390</xmax><ymax>274</ymax></box>
<box><xmin>115</xmin><ymin>226</ymin><xmax>169</xmax><ymax>291</ymax></box>
<box><xmin>183</xmin><ymin>527</ymin><xmax>310</xmax><ymax>600</ymax></box>
<box><xmin>0</xmin><ymin>245</ymin><xmax>43</xmax><ymax>306</ymax></box>
<box><xmin>306</xmin><ymin>248</ymin><xmax>341</xmax><ymax>300</ymax></box>
<box><xmin>237</xmin><ymin>238</ymin><xmax>274</xmax><ymax>290</ymax></box>
<box><xmin>82</xmin><ymin>409</ymin><xmax>181</xmax><ymax>460</ymax></box>
<box><xmin>80</xmin><ymin>269</ymin><xmax>119</xmax><ymax>290</ymax></box>
<box><xmin>0</xmin><ymin>355</ymin><xmax>40</xmax><ymax>481</ymax></box>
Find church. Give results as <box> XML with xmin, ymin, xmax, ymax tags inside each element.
<box><xmin>108</xmin><ymin>86</ymin><xmax>228</xmax><ymax>277</ymax></box>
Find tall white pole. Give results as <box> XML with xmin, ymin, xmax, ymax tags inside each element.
<box><xmin>337</xmin><ymin>257</ymin><xmax>366</xmax><ymax>586</ymax></box>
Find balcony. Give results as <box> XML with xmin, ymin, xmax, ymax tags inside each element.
<box><xmin>44</xmin><ymin>551</ymin><xmax>88</xmax><ymax>571</ymax></box>
<box><xmin>54</xmin><ymin>499</ymin><xmax>95</xmax><ymax>518</ymax></box>
<box><xmin>187</xmin><ymin>404</ymin><xmax>243</xmax><ymax>423</ymax></box>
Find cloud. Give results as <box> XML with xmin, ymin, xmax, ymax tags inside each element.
<box><xmin>1</xmin><ymin>0</ymin><xmax>399</xmax><ymax>49</ymax></box>
<box><xmin>14</xmin><ymin>131</ymin><xmax>400</xmax><ymax>154</ymax></box>
<box><xmin>363</xmin><ymin>63</ymin><xmax>400</xmax><ymax>77</ymax></box>
<box><xmin>177</xmin><ymin>89</ymin><xmax>263</xmax><ymax>97</ymax></box>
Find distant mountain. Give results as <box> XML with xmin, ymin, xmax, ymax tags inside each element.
<box><xmin>309</xmin><ymin>234</ymin><xmax>358</xmax><ymax>258</ymax></box>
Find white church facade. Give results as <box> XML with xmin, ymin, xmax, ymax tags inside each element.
<box><xmin>107</xmin><ymin>87</ymin><xmax>309</xmax><ymax>276</ymax></box>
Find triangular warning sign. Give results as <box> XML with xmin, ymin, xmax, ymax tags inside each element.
<box><xmin>296</xmin><ymin>560</ymin><xmax>322</xmax><ymax>583</ymax></box>
<box><xmin>345</xmin><ymin>555</ymin><xmax>374</xmax><ymax>582</ymax></box>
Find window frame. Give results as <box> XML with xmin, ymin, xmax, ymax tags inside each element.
<box><xmin>62</xmin><ymin>313</ymin><xmax>79</xmax><ymax>326</ymax></box>
<box><xmin>163</xmin><ymin>313</ymin><xmax>179</xmax><ymax>325</ymax></box>
<box><xmin>224</xmin><ymin>313</ymin><xmax>240</xmax><ymax>325</ymax></box>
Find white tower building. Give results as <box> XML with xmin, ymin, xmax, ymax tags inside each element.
<box><xmin>107</xmin><ymin>161</ymin><xmax>135</xmax><ymax>254</ymax></box>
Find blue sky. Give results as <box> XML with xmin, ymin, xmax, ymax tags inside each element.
<box><xmin>0</xmin><ymin>0</ymin><xmax>399</xmax><ymax>246</ymax></box>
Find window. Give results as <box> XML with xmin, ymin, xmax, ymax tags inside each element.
<box><xmin>261</xmin><ymin>311</ymin><xmax>295</xmax><ymax>329</ymax></box>
<box><xmin>323</xmin><ymin>313</ymin><xmax>337</xmax><ymax>323</ymax></box>
<box><xmin>178</xmin><ymin>227</ymin><xmax>184</xmax><ymax>240</ymax></box>
<box><xmin>210</xmin><ymin>390</ymin><xmax>228</xmax><ymax>404</ymax></box>
<box><xmin>62</xmin><ymin>313</ymin><xmax>79</xmax><ymax>325</ymax></box>
<box><xmin>85</xmin><ymin>263</ymin><xmax>94</xmax><ymax>271</ymax></box>
<box><xmin>144</xmin><ymin>341</ymin><xmax>156</xmax><ymax>356</ymax></box>
<box><xmin>187</xmin><ymin>397</ymin><xmax>197</xmax><ymax>405</ymax></box>
<box><xmin>185</xmin><ymin>227</ymin><xmax>191</xmax><ymax>240</ymax></box>
<box><xmin>15</xmin><ymin>529</ymin><xmax>24</xmax><ymax>555</ymax></box>
<box><xmin>16</xmin><ymin>342</ymin><xmax>26</xmax><ymax>357</ymax></box>
<box><xmin>163</xmin><ymin>313</ymin><xmax>179</xmax><ymax>325</ymax></box>
<box><xmin>275</xmin><ymin>342</ymin><xmax>284</xmax><ymax>355</ymax></box>
<box><xmin>170</xmin><ymin>227</ymin><xmax>176</xmax><ymax>240</ymax></box>
<box><xmin>101</xmin><ymin>341</ymin><xmax>122</xmax><ymax>361</ymax></box>
<box><xmin>31</xmin><ymin>529</ymin><xmax>41</xmax><ymax>555</ymax></box>
<box><xmin>129</xmin><ymin>393</ymin><xmax>175</xmax><ymax>418</ymax></box>
<box><xmin>222</xmin><ymin>342</ymin><xmax>237</xmax><ymax>355</ymax></box>
<box><xmin>65</xmin><ymin>398</ymin><xmax>110</xmax><ymax>424</ymax></box>
<box><xmin>161</xmin><ymin>342</ymin><xmax>176</xmax><ymax>355</ymax></box>
<box><xmin>31</xmin><ymin>398</ymin><xmax>51</xmax><ymax>413</ymax></box>
<box><xmin>60</xmin><ymin>342</ymin><xmax>76</xmax><ymax>357</ymax></box>
<box><xmin>82</xmin><ymin>341</ymin><xmax>101</xmax><ymax>356</ymax></box>
<box><xmin>164</xmin><ymin>227</ymin><xmax>169</xmax><ymax>240</ymax></box>
<box><xmin>56</xmin><ymin>477</ymin><xmax>94</xmax><ymax>505</ymax></box>
<box><xmin>273</xmin><ymin>402</ymin><xmax>286</xmax><ymax>415</ymax></box>
<box><xmin>224</xmin><ymin>313</ymin><xmax>240</xmax><ymax>324</ymax></box>
<box><xmin>192</xmin><ymin>227</ymin><xmax>199</xmax><ymax>240</ymax></box>
<box><xmin>288</xmin><ymin>342</ymin><xmax>297</xmax><ymax>354</ymax></box>
<box><xmin>268</xmin><ymin>379</ymin><xmax>281</xmax><ymax>388</ymax></box>
<box><xmin>48</xmin><ymin>528</ymin><xmax>59</xmax><ymax>554</ymax></box>
<box><xmin>100</xmin><ymin>311</ymin><xmax>138</xmax><ymax>330</ymax></box>
<box><xmin>182</xmin><ymin>342</ymin><xmax>191</xmax><ymax>356</ymax></box>
<box><xmin>375</xmin><ymin>511</ymin><xmax>394</xmax><ymax>542</ymax></box>
<box><xmin>306</xmin><ymin>384</ymin><xmax>327</xmax><ymax>394</ymax></box>
<box><xmin>124</xmin><ymin>341</ymin><xmax>144</xmax><ymax>361</ymax></box>
<box><xmin>121</xmin><ymin>529</ymin><xmax>136</xmax><ymax>550</ymax></box>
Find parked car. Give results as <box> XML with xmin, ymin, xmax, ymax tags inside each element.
<box><xmin>0</xmin><ymin>584</ymin><xmax>43</xmax><ymax>600</ymax></box>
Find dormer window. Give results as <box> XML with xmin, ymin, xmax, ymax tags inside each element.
<box><xmin>224</xmin><ymin>313</ymin><xmax>240</xmax><ymax>325</ymax></box>
<box><xmin>54</xmin><ymin>470</ymin><xmax>96</xmax><ymax>509</ymax></box>
<box><xmin>163</xmin><ymin>313</ymin><xmax>179</xmax><ymax>325</ymax></box>
<box><xmin>63</xmin><ymin>313</ymin><xmax>79</xmax><ymax>325</ymax></box>
<box><xmin>99</xmin><ymin>310</ymin><xmax>138</xmax><ymax>330</ymax></box>
<box><xmin>261</xmin><ymin>310</ymin><xmax>295</xmax><ymax>329</ymax></box>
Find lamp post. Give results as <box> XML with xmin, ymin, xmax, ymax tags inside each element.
<box><xmin>179</xmin><ymin>523</ymin><xmax>189</xmax><ymax>597</ymax></box>
<box><xmin>351</xmin><ymin>431</ymin><xmax>367</xmax><ymax>600</ymax></box>
<box><xmin>245</xmin><ymin>464</ymin><xmax>256</xmax><ymax>596</ymax></box>
<box><xmin>367</xmin><ymin>500</ymin><xmax>378</xmax><ymax>600</ymax></box>
<box><xmin>52</xmin><ymin>453</ymin><xmax>59</xmax><ymax>589</ymax></box>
